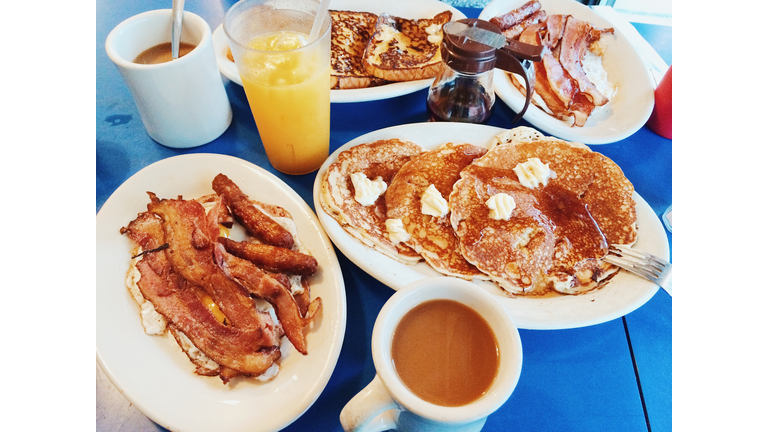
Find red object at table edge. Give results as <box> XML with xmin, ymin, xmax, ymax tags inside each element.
<box><xmin>646</xmin><ymin>65</ymin><xmax>672</xmax><ymax>139</ymax></box>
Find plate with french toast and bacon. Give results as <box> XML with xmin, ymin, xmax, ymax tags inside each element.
<box><xmin>479</xmin><ymin>0</ymin><xmax>655</xmax><ymax>144</ymax></box>
<box><xmin>96</xmin><ymin>154</ymin><xmax>346</xmax><ymax>432</ymax></box>
<box><xmin>212</xmin><ymin>0</ymin><xmax>465</xmax><ymax>103</ymax></box>
<box><xmin>313</xmin><ymin>122</ymin><xmax>669</xmax><ymax>330</ymax></box>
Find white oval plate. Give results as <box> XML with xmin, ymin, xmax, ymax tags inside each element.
<box><xmin>96</xmin><ymin>154</ymin><xmax>346</xmax><ymax>432</ymax></box>
<box><xmin>479</xmin><ymin>0</ymin><xmax>655</xmax><ymax>144</ymax></box>
<box><xmin>212</xmin><ymin>0</ymin><xmax>465</xmax><ymax>103</ymax></box>
<box><xmin>312</xmin><ymin>122</ymin><xmax>668</xmax><ymax>330</ymax></box>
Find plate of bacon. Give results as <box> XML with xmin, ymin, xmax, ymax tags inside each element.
<box><xmin>480</xmin><ymin>0</ymin><xmax>655</xmax><ymax>144</ymax></box>
<box><xmin>96</xmin><ymin>154</ymin><xmax>346</xmax><ymax>432</ymax></box>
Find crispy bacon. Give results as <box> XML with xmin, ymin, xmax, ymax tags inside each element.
<box><xmin>520</xmin><ymin>23</ymin><xmax>577</xmax><ymax>110</ymax></box>
<box><xmin>121</xmin><ymin>211</ymin><xmax>170</xmax><ymax>277</ymax></box>
<box><xmin>146</xmin><ymin>193</ymin><xmax>216</xmax><ymax>287</ymax></box>
<box><xmin>202</xmin><ymin>195</ymin><xmax>232</xmax><ymax>237</ymax></box>
<box><xmin>122</xmin><ymin>193</ymin><xmax>286</xmax><ymax>382</ymax></box>
<box><xmin>569</xmin><ymin>92</ymin><xmax>596</xmax><ymax>127</ymax></box>
<box><xmin>544</xmin><ymin>14</ymin><xmax>566</xmax><ymax>49</ymax></box>
<box><xmin>501</xmin><ymin>9</ymin><xmax>546</xmax><ymax>41</ymax></box>
<box><xmin>195</xmin><ymin>194</ymin><xmax>235</xmax><ymax>228</ymax></box>
<box><xmin>559</xmin><ymin>16</ymin><xmax>613</xmax><ymax>107</ymax></box>
<box><xmin>135</xmin><ymin>259</ymin><xmax>281</xmax><ymax>375</ymax></box>
<box><xmin>515</xmin><ymin>23</ymin><xmax>574</xmax><ymax>124</ymax></box>
<box><xmin>212</xmin><ymin>173</ymin><xmax>295</xmax><ymax>249</ymax></box>
<box><xmin>501</xmin><ymin>11</ymin><xmax>609</xmax><ymax>128</ymax></box>
<box><xmin>122</xmin><ymin>174</ymin><xmax>321</xmax><ymax>384</ymax></box>
<box><xmin>218</xmin><ymin>237</ymin><xmax>319</xmax><ymax>275</ymax></box>
<box><xmin>490</xmin><ymin>0</ymin><xmax>541</xmax><ymax>31</ymax></box>
<box><xmin>146</xmin><ymin>194</ymin><xmax>280</xmax><ymax>338</ymax></box>
<box><xmin>215</xmin><ymin>244</ymin><xmax>322</xmax><ymax>356</ymax></box>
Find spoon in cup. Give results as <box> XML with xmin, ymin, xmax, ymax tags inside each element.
<box><xmin>171</xmin><ymin>0</ymin><xmax>185</xmax><ymax>59</ymax></box>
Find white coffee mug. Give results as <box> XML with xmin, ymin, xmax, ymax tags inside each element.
<box><xmin>105</xmin><ymin>10</ymin><xmax>232</xmax><ymax>148</ymax></box>
<box><xmin>340</xmin><ymin>277</ymin><xmax>523</xmax><ymax>432</ymax></box>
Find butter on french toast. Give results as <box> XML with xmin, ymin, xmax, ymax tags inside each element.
<box><xmin>363</xmin><ymin>10</ymin><xmax>452</xmax><ymax>82</ymax></box>
<box><xmin>330</xmin><ymin>10</ymin><xmax>389</xmax><ymax>89</ymax></box>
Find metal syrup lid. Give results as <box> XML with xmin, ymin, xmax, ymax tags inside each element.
<box><xmin>441</xmin><ymin>19</ymin><xmax>501</xmax><ymax>74</ymax></box>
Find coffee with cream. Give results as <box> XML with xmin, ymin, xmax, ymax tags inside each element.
<box><xmin>134</xmin><ymin>42</ymin><xmax>197</xmax><ymax>64</ymax></box>
<box><xmin>391</xmin><ymin>299</ymin><xmax>499</xmax><ymax>407</ymax></box>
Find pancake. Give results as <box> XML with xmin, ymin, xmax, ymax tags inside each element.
<box><xmin>385</xmin><ymin>142</ymin><xmax>489</xmax><ymax>279</ymax></box>
<box><xmin>450</xmin><ymin>165</ymin><xmax>555</xmax><ymax>295</ymax></box>
<box><xmin>490</xmin><ymin>125</ymin><xmax>546</xmax><ymax>147</ymax></box>
<box><xmin>449</xmin><ymin>134</ymin><xmax>636</xmax><ymax>296</ymax></box>
<box><xmin>320</xmin><ymin>139</ymin><xmax>424</xmax><ymax>264</ymax></box>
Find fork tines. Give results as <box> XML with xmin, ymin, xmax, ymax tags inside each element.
<box><xmin>605</xmin><ymin>244</ymin><xmax>672</xmax><ymax>294</ymax></box>
<box><xmin>608</xmin><ymin>244</ymin><xmax>667</xmax><ymax>272</ymax></box>
<box><xmin>607</xmin><ymin>244</ymin><xmax>669</xmax><ymax>277</ymax></box>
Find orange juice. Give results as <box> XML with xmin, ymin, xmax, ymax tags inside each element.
<box><xmin>238</xmin><ymin>30</ymin><xmax>330</xmax><ymax>174</ymax></box>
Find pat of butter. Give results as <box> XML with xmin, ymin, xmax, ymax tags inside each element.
<box><xmin>386</xmin><ymin>218</ymin><xmax>410</xmax><ymax>244</ymax></box>
<box><xmin>421</xmin><ymin>184</ymin><xmax>449</xmax><ymax>217</ymax></box>
<box><xmin>486</xmin><ymin>193</ymin><xmax>516</xmax><ymax>221</ymax></box>
<box><xmin>374</xmin><ymin>25</ymin><xmax>405</xmax><ymax>56</ymax></box>
<box><xmin>378</xmin><ymin>24</ymin><xmax>398</xmax><ymax>42</ymax></box>
<box><xmin>350</xmin><ymin>172</ymin><xmax>387</xmax><ymax>206</ymax></box>
<box><xmin>513</xmin><ymin>158</ymin><xmax>556</xmax><ymax>189</ymax></box>
<box><xmin>425</xmin><ymin>23</ymin><xmax>443</xmax><ymax>44</ymax></box>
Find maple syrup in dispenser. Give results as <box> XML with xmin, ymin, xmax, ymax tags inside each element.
<box><xmin>427</xmin><ymin>19</ymin><xmax>541</xmax><ymax>124</ymax></box>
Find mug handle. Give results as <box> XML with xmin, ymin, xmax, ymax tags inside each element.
<box><xmin>340</xmin><ymin>375</ymin><xmax>399</xmax><ymax>432</ymax></box>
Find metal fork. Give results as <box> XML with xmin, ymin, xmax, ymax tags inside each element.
<box><xmin>605</xmin><ymin>244</ymin><xmax>672</xmax><ymax>296</ymax></box>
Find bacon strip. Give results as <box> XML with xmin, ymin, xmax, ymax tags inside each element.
<box><xmin>122</xmin><ymin>177</ymin><xmax>321</xmax><ymax>383</ymax></box>
<box><xmin>544</xmin><ymin>14</ymin><xmax>566</xmax><ymax>49</ymax></box>
<box><xmin>520</xmin><ymin>23</ymin><xmax>576</xmax><ymax>110</ymax></box>
<box><xmin>515</xmin><ymin>24</ymin><xmax>574</xmax><ymax>124</ymax></box>
<box><xmin>202</xmin><ymin>195</ymin><xmax>233</xmax><ymax>236</ymax></box>
<box><xmin>569</xmin><ymin>92</ymin><xmax>596</xmax><ymax>127</ymax></box>
<box><xmin>490</xmin><ymin>0</ymin><xmax>541</xmax><ymax>31</ymax></box>
<box><xmin>145</xmin><ymin>194</ymin><xmax>280</xmax><ymax>339</ymax></box>
<box><xmin>559</xmin><ymin>16</ymin><xmax>612</xmax><ymax>107</ymax></box>
<box><xmin>501</xmin><ymin>9</ymin><xmax>546</xmax><ymax>41</ymax></box>
<box><xmin>146</xmin><ymin>194</ymin><xmax>216</xmax><ymax>287</ymax></box>
<box><xmin>218</xmin><ymin>237</ymin><xmax>318</xmax><ymax>275</ymax></box>
<box><xmin>121</xmin><ymin>211</ymin><xmax>170</xmax><ymax>277</ymax></box>
<box><xmin>215</xmin><ymin>244</ymin><xmax>321</xmax><ymax>355</ymax></box>
<box><xmin>136</xmin><ymin>259</ymin><xmax>281</xmax><ymax>375</ymax></box>
<box><xmin>195</xmin><ymin>194</ymin><xmax>234</xmax><ymax>228</ymax></box>
<box><xmin>212</xmin><ymin>173</ymin><xmax>295</xmax><ymax>249</ymax></box>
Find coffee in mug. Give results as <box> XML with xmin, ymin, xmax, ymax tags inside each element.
<box><xmin>133</xmin><ymin>41</ymin><xmax>197</xmax><ymax>64</ymax></box>
<box><xmin>391</xmin><ymin>299</ymin><xmax>499</xmax><ymax>407</ymax></box>
<box><xmin>105</xmin><ymin>9</ymin><xmax>232</xmax><ymax>148</ymax></box>
<box><xmin>340</xmin><ymin>277</ymin><xmax>523</xmax><ymax>432</ymax></box>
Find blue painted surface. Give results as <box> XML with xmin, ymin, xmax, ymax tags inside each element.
<box><xmin>96</xmin><ymin>3</ymin><xmax>671</xmax><ymax>431</ymax></box>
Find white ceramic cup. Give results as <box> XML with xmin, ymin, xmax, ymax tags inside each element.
<box><xmin>340</xmin><ymin>277</ymin><xmax>523</xmax><ymax>432</ymax></box>
<box><xmin>105</xmin><ymin>10</ymin><xmax>232</xmax><ymax>148</ymax></box>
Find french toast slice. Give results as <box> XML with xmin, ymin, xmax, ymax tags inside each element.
<box><xmin>330</xmin><ymin>10</ymin><xmax>389</xmax><ymax>89</ymax></box>
<box><xmin>362</xmin><ymin>10</ymin><xmax>452</xmax><ymax>82</ymax></box>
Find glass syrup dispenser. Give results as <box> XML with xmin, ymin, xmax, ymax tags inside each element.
<box><xmin>427</xmin><ymin>19</ymin><xmax>542</xmax><ymax>124</ymax></box>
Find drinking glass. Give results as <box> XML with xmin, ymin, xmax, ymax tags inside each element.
<box><xmin>224</xmin><ymin>0</ymin><xmax>331</xmax><ymax>174</ymax></box>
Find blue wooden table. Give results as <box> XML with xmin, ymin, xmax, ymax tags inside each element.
<box><xmin>96</xmin><ymin>2</ymin><xmax>671</xmax><ymax>431</ymax></box>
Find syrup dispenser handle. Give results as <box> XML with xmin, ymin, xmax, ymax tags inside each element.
<box><xmin>495</xmin><ymin>48</ymin><xmax>537</xmax><ymax>124</ymax></box>
<box><xmin>500</xmin><ymin>39</ymin><xmax>542</xmax><ymax>62</ymax></box>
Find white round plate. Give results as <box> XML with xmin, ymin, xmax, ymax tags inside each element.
<box><xmin>479</xmin><ymin>0</ymin><xmax>655</xmax><ymax>144</ymax></box>
<box><xmin>212</xmin><ymin>0</ymin><xmax>465</xmax><ymax>103</ymax></box>
<box><xmin>96</xmin><ymin>154</ymin><xmax>346</xmax><ymax>432</ymax></box>
<box><xmin>312</xmin><ymin>122</ymin><xmax>668</xmax><ymax>330</ymax></box>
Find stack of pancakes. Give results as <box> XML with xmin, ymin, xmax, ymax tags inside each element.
<box><xmin>319</xmin><ymin>127</ymin><xmax>637</xmax><ymax>296</ymax></box>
